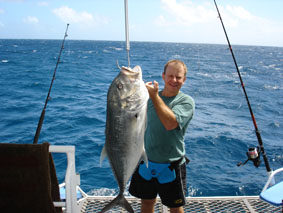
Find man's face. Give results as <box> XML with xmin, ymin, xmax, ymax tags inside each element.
<box><xmin>162</xmin><ymin>63</ymin><xmax>186</xmax><ymax>96</ymax></box>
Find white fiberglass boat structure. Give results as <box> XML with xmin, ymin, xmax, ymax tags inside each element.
<box><xmin>54</xmin><ymin>144</ymin><xmax>282</xmax><ymax>212</ymax></box>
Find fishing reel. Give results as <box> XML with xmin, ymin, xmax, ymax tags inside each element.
<box><xmin>237</xmin><ymin>147</ymin><xmax>261</xmax><ymax>168</ymax></box>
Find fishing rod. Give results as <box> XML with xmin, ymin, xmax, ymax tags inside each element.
<box><xmin>124</xmin><ymin>0</ymin><xmax>130</xmax><ymax>67</ymax></box>
<box><xmin>213</xmin><ymin>0</ymin><xmax>272</xmax><ymax>173</ymax></box>
<box><xmin>33</xmin><ymin>23</ymin><xmax>69</xmax><ymax>145</ymax></box>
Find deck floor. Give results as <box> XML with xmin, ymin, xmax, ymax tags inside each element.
<box><xmin>78</xmin><ymin>196</ymin><xmax>281</xmax><ymax>212</ymax></box>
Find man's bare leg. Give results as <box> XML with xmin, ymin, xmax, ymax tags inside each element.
<box><xmin>141</xmin><ymin>198</ymin><xmax>156</xmax><ymax>213</ymax></box>
<box><xmin>170</xmin><ymin>206</ymin><xmax>184</xmax><ymax>213</ymax></box>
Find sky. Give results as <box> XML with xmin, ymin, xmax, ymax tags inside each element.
<box><xmin>0</xmin><ymin>0</ymin><xmax>283</xmax><ymax>47</ymax></box>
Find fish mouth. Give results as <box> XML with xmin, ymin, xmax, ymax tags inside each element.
<box><xmin>121</xmin><ymin>66</ymin><xmax>142</xmax><ymax>79</ymax></box>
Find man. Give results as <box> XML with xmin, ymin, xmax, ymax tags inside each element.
<box><xmin>129</xmin><ymin>59</ymin><xmax>195</xmax><ymax>213</ymax></box>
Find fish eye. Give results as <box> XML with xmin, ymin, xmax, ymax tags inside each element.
<box><xmin>117</xmin><ymin>83</ymin><xmax>123</xmax><ymax>89</ymax></box>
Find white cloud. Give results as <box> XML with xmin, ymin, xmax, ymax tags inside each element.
<box><xmin>148</xmin><ymin>0</ymin><xmax>283</xmax><ymax>46</ymax></box>
<box><xmin>37</xmin><ymin>2</ymin><xmax>49</xmax><ymax>7</ymax></box>
<box><xmin>158</xmin><ymin>0</ymin><xmax>216</xmax><ymax>26</ymax></box>
<box><xmin>222</xmin><ymin>4</ymin><xmax>283</xmax><ymax>35</ymax></box>
<box><xmin>226</xmin><ymin>6</ymin><xmax>253</xmax><ymax>21</ymax></box>
<box><xmin>157</xmin><ymin>0</ymin><xmax>257</xmax><ymax>28</ymax></box>
<box><xmin>218</xmin><ymin>5</ymin><xmax>258</xmax><ymax>28</ymax></box>
<box><xmin>52</xmin><ymin>6</ymin><xmax>109</xmax><ymax>26</ymax></box>
<box><xmin>154</xmin><ymin>15</ymin><xmax>169</xmax><ymax>27</ymax></box>
<box><xmin>53</xmin><ymin>6</ymin><xmax>93</xmax><ymax>24</ymax></box>
<box><xmin>23</xmin><ymin>16</ymin><xmax>39</xmax><ymax>24</ymax></box>
<box><xmin>0</xmin><ymin>9</ymin><xmax>4</xmax><ymax>28</ymax></box>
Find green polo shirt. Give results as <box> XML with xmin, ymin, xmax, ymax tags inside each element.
<box><xmin>145</xmin><ymin>91</ymin><xmax>195</xmax><ymax>163</ymax></box>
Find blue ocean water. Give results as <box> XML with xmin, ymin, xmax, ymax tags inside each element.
<box><xmin>0</xmin><ymin>39</ymin><xmax>282</xmax><ymax>197</ymax></box>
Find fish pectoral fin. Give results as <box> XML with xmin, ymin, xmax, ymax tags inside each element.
<box><xmin>142</xmin><ymin>148</ymin><xmax>148</xmax><ymax>167</ymax></box>
<box><xmin>100</xmin><ymin>193</ymin><xmax>134</xmax><ymax>213</ymax></box>
<box><xmin>100</xmin><ymin>145</ymin><xmax>107</xmax><ymax>167</ymax></box>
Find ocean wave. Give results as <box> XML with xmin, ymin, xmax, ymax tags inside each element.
<box><xmin>109</xmin><ymin>47</ymin><xmax>123</xmax><ymax>51</ymax></box>
<box><xmin>264</xmin><ymin>85</ymin><xmax>283</xmax><ymax>90</ymax></box>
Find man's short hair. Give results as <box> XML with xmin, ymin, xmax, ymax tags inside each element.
<box><xmin>163</xmin><ymin>59</ymin><xmax>188</xmax><ymax>75</ymax></box>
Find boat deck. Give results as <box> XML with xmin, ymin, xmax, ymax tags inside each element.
<box><xmin>51</xmin><ymin>145</ymin><xmax>282</xmax><ymax>213</ymax></box>
<box><xmin>78</xmin><ymin>195</ymin><xmax>281</xmax><ymax>213</ymax></box>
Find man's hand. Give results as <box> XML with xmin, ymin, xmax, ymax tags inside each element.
<box><xmin>145</xmin><ymin>81</ymin><xmax>178</xmax><ymax>131</ymax></box>
<box><xmin>145</xmin><ymin>81</ymin><xmax>159</xmax><ymax>99</ymax></box>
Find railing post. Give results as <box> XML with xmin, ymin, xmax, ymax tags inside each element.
<box><xmin>49</xmin><ymin>145</ymin><xmax>79</xmax><ymax>213</ymax></box>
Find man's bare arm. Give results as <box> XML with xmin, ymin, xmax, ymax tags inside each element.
<box><xmin>145</xmin><ymin>81</ymin><xmax>178</xmax><ymax>130</ymax></box>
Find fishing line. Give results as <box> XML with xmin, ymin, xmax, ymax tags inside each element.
<box><xmin>213</xmin><ymin>0</ymin><xmax>272</xmax><ymax>173</ymax></box>
<box><xmin>33</xmin><ymin>24</ymin><xmax>69</xmax><ymax>144</ymax></box>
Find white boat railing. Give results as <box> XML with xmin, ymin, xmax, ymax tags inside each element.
<box><xmin>261</xmin><ymin>167</ymin><xmax>283</xmax><ymax>192</ymax></box>
<box><xmin>49</xmin><ymin>145</ymin><xmax>80</xmax><ymax>213</ymax></box>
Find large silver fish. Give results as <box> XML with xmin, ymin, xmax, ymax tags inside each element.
<box><xmin>100</xmin><ymin>65</ymin><xmax>148</xmax><ymax>212</ymax></box>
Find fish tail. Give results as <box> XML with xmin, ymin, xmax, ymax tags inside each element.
<box><xmin>100</xmin><ymin>192</ymin><xmax>134</xmax><ymax>213</ymax></box>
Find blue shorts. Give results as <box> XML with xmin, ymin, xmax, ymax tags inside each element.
<box><xmin>129</xmin><ymin>161</ymin><xmax>187</xmax><ymax>208</ymax></box>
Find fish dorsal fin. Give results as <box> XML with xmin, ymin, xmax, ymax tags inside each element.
<box><xmin>100</xmin><ymin>145</ymin><xmax>107</xmax><ymax>167</ymax></box>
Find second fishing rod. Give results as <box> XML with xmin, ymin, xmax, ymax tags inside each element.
<box><xmin>213</xmin><ymin>0</ymin><xmax>272</xmax><ymax>174</ymax></box>
<box><xmin>33</xmin><ymin>24</ymin><xmax>69</xmax><ymax>145</ymax></box>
